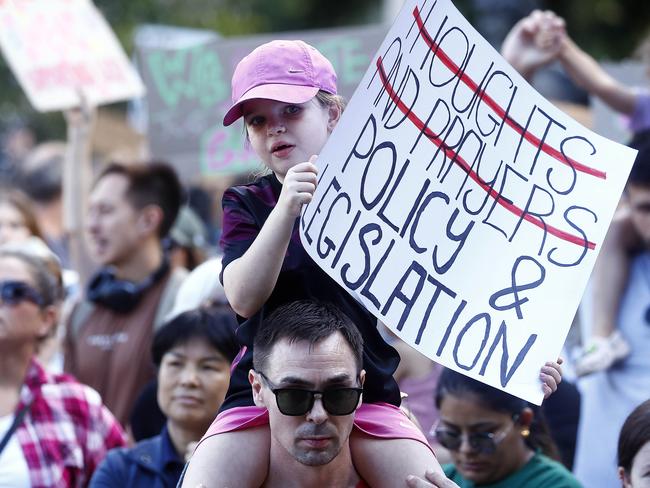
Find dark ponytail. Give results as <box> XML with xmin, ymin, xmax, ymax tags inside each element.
<box><xmin>435</xmin><ymin>368</ymin><xmax>561</xmax><ymax>461</ymax></box>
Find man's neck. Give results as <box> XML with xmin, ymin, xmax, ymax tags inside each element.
<box><xmin>264</xmin><ymin>444</ymin><xmax>361</xmax><ymax>488</ymax></box>
<box><xmin>114</xmin><ymin>240</ymin><xmax>163</xmax><ymax>282</ymax></box>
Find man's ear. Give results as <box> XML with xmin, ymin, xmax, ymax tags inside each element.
<box><xmin>137</xmin><ymin>205</ymin><xmax>163</xmax><ymax>236</ymax></box>
<box><xmin>249</xmin><ymin>369</ymin><xmax>266</xmax><ymax>408</ymax></box>
<box><xmin>359</xmin><ymin>369</ymin><xmax>366</xmax><ymax>387</ymax></box>
<box><xmin>356</xmin><ymin>369</ymin><xmax>366</xmax><ymax>408</ymax></box>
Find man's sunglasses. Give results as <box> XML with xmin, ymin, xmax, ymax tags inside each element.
<box><xmin>433</xmin><ymin>417</ymin><xmax>518</xmax><ymax>455</ymax></box>
<box><xmin>0</xmin><ymin>280</ymin><xmax>45</xmax><ymax>307</ymax></box>
<box><xmin>257</xmin><ymin>371</ymin><xmax>363</xmax><ymax>416</ymax></box>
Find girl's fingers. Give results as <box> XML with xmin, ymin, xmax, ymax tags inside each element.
<box><xmin>542</xmin><ymin>364</ymin><xmax>562</xmax><ymax>384</ymax></box>
<box><xmin>286</xmin><ymin>182</ymin><xmax>316</xmax><ymax>195</ymax></box>
<box><xmin>288</xmin><ymin>171</ymin><xmax>318</xmax><ymax>183</ymax></box>
<box><xmin>289</xmin><ymin>160</ymin><xmax>319</xmax><ymax>174</ymax></box>
<box><xmin>545</xmin><ymin>360</ymin><xmax>563</xmax><ymax>378</ymax></box>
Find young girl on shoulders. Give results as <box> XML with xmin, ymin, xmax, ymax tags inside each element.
<box><xmin>182</xmin><ymin>39</ymin><xmax>563</xmax><ymax>487</ymax></box>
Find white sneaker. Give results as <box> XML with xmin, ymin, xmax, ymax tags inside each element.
<box><xmin>575</xmin><ymin>331</ymin><xmax>631</xmax><ymax>377</ymax></box>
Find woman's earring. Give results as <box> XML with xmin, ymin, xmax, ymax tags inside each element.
<box><xmin>521</xmin><ymin>428</ymin><xmax>530</xmax><ymax>438</ymax></box>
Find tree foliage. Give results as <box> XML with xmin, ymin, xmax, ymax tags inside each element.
<box><xmin>1</xmin><ymin>0</ymin><xmax>648</xmax><ymax>139</ymax></box>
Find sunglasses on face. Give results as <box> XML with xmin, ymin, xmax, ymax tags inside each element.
<box><xmin>433</xmin><ymin>417</ymin><xmax>518</xmax><ymax>455</ymax></box>
<box><xmin>257</xmin><ymin>371</ymin><xmax>363</xmax><ymax>416</ymax></box>
<box><xmin>0</xmin><ymin>280</ymin><xmax>45</xmax><ymax>307</ymax></box>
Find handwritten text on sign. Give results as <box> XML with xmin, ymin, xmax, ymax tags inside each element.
<box><xmin>300</xmin><ymin>0</ymin><xmax>636</xmax><ymax>404</ymax></box>
<box><xmin>0</xmin><ymin>0</ymin><xmax>144</xmax><ymax>112</ymax></box>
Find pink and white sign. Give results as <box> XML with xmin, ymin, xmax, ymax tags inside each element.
<box><xmin>0</xmin><ymin>0</ymin><xmax>145</xmax><ymax>111</ymax></box>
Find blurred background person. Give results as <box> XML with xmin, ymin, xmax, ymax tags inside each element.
<box><xmin>434</xmin><ymin>368</ymin><xmax>580</xmax><ymax>487</ymax></box>
<box><xmin>90</xmin><ymin>305</ymin><xmax>239</xmax><ymax>487</ymax></box>
<box><xmin>0</xmin><ymin>119</ymin><xmax>35</xmax><ymax>186</ymax></box>
<box><xmin>618</xmin><ymin>399</ymin><xmax>650</xmax><ymax>488</ymax></box>
<box><xmin>167</xmin><ymin>205</ymin><xmax>210</xmax><ymax>272</ymax></box>
<box><xmin>568</xmin><ymin>136</ymin><xmax>650</xmax><ymax>488</ymax></box>
<box><xmin>0</xmin><ymin>245</ymin><xmax>125</xmax><ymax>486</ymax></box>
<box><xmin>64</xmin><ymin>161</ymin><xmax>186</xmax><ymax>427</ymax></box>
<box><xmin>0</xmin><ymin>189</ymin><xmax>43</xmax><ymax>246</ymax></box>
<box><xmin>385</xmin><ymin>328</ymin><xmax>444</xmax><ymax>458</ymax></box>
<box><xmin>17</xmin><ymin>141</ymin><xmax>69</xmax><ymax>267</ymax></box>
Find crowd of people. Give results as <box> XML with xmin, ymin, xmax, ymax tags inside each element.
<box><xmin>0</xmin><ymin>7</ymin><xmax>649</xmax><ymax>488</ymax></box>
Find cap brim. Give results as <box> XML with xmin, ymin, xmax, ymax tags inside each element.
<box><xmin>223</xmin><ymin>84</ymin><xmax>320</xmax><ymax>126</ymax></box>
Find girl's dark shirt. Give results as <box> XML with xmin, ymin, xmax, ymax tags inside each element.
<box><xmin>219</xmin><ymin>173</ymin><xmax>401</xmax><ymax>409</ymax></box>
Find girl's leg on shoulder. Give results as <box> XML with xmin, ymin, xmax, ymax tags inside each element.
<box><xmin>182</xmin><ymin>426</ymin><xmax>270</xmax><ymax>488</ymax></box>
<box><xmin>350</xmin><ymin>432</ymin><xmax>444</xmax><ymax>488</ymax></box>
<box><xmin>591</xmin><ymin>214</ymin><xmax>635</xmax><ymax>338</ymax></box>
<box><xmin>577</xmin><ymin>212</ymin><xmax>637</xmax><ymax>376</ymax></box>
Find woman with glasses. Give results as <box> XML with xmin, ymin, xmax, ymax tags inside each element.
<box><xmin>0</xmin><ymin>247</ymin><xmax>125</xmax><ymax>486</ymax></box>
<box><xmin>90</xmin><ymin>306</ymin><xmax>239</xmax><ymax>488</ymax></box>
<box><xmin>433</xmin><ymin>368</ymin><xmax>580</xmax><ymax>488</ymax></box>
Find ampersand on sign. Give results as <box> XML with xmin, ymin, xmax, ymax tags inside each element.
<box><xmin>489</xmin><ymin>255</ymin><xmax>546</xmax><ymax>320</ymax></box>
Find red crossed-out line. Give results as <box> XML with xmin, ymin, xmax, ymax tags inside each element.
<box><xmin>375</xmin><ymin>56</ymin><xmax>596</xmax><ymax>250</ymax></box>
<box><xmin>412</xmin><ymin>6</ymin><xmax>606</xmax><ymax>180</ymax></box>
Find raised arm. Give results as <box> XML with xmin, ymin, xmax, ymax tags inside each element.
<box><xmin>63</xmin><ymin>96</ymin><xmax>95</xmax><ymax>283</ymax></box>
<box><xmin>223</xmin><ymin>159</ymin><xmax>318</xmax><ymax>317</ymax></box>
<box><xmin>557</xmin><ymin>36</ymin><xmax>637</xmax><ymax>115</ymax></box>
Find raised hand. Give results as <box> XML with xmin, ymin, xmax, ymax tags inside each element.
<box><xmin>276</xmin><ymin>156</ymin><xmax>319</xmax><ymax>218</ymax></box>
<box><xmin>407</xmin><ymin>470</ymin><xmax>460</xmax><ymax>488</ymax></box>
<box><xmin>541</xmin><ymin>357</ymin><xmax>563</xmax><ymax>399</ymax></box>
<box><xmin>501</xmin><ymin>10</ymin><xmax>566</xmax><ymax>81</ymax></box>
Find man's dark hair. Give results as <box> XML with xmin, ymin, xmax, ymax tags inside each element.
<box><xmin>618</xmin><ymin>399</ymin><xmax>650</xmax><ymax>474</ymax></box>
<box><xmin>152</xmin><ymin>305</ymin><xmax>240</xmax><ymax>367</ymax></box>
<box><xmin>253</xmin><ymin>300</ymin><xmax>364</xmax><ymax>374</ymax></box>
<box><xmin>96</xmin><ymin>161</ymin><xmax>183</xmax><ymax>237</ymax></box>
<box><xmin>626</xmin><ymin>131</ymin><xmax>650</xmax><ymax>188</ymax></box>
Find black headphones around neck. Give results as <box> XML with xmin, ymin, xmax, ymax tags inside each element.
<box><xmin>86</xmin><ymin>258</ymin><xmax>170</xmax><ymax>314</ymax></box>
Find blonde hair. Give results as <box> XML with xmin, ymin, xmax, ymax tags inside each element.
<box><xmin>316</xmin><ymin>90</ymin><xmax>347</xmax><ymax>112</ymax></box>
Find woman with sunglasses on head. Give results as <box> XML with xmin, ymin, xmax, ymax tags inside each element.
<box><xmin>0</xmin><ymin>246</ymin><xmax>126</xmax><ymax>487</ymax></box>
<box><xmin>432</xmin><ymin>368</ymin><xmax>580</xmax><ymax>488</ymax></box>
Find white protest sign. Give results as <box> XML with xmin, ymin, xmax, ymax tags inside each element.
<box><xmin>0</xmin><ymin>0</ymin><xmax>145</xmax><ymax>112</ymax></box>
<box><xmin>300</xmin><ymin>0</ymin><xmax>637</xmax><ymax>404</ymax></box>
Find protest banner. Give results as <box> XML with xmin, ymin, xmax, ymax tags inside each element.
<box><xmin>0</xmin><ymin>0</ymin><xmax>144</xmax><ymax>112</ymax></box>
<box><xmin>135</xmin><ymin>24</ymin><xmax>388</xmax><ymax>181</ymax></box>
<box><xmin>300</xmin><ymin>0</ymin><xmax>637</xmax><ymax>404</ymax></box>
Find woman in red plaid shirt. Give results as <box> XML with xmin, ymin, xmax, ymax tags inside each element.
<box><xmin>0</xmin><ymin>241</ymin><xmax>126</xmax><ymax>487</ymax></box>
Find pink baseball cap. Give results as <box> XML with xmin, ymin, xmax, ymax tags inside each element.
<box><xmin>223</xmin><ymin>40</ymin><xmax>338</xmax><ymax>126</ymax></box>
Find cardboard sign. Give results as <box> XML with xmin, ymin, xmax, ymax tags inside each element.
<box><xmin>135</xmin><ymin>25</ymin><xmax>388</xmax><ymax>181</ymax></box>
<box><xmin>300</xmin><ymin>0</ymin><xmax>637</xmax><ymax>404</ymax></box>
<box><xmin>0</xmin><ymin>0</ymin><xmax>145</xmax><ymax>112</ymax></box>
